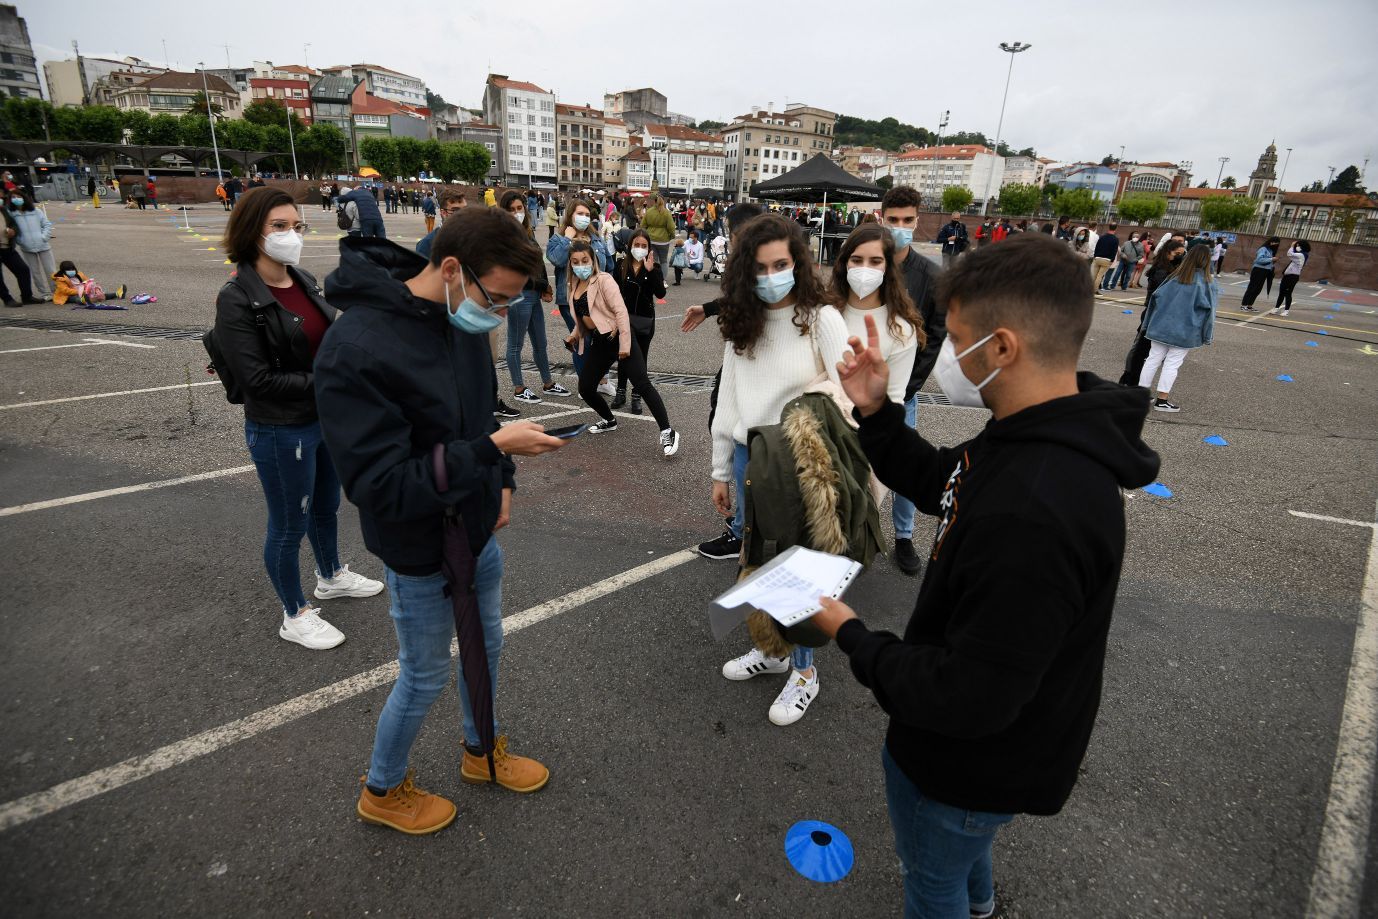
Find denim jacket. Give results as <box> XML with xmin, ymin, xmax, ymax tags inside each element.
<box><xmin>1251</xmin><ymin>246</ymin><xmax>1275</xmax><ymax>270</ymax></box>
<box><xmin>545</xmin><ymin>233</ymin><xmax>610</xmax><ymax>305</ymax></box>
<box><xmin>1144</xmin><ymin>274</ymin><xmax>1218</xmax><ymax>349</ymax></box>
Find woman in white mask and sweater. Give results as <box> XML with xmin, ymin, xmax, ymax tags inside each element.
<box><xmin>830</xmin><ymin>224</ymin><xmax>923</xmax><ymax>406</ymax></box>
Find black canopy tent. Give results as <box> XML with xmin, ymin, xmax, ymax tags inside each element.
<box><xmin>748</xmin><ymin>154</ymin><xmax>885</xmax><ymax>261</ymax></box>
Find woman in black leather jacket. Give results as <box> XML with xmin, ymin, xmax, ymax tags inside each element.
<box><xmin>213</xmin><ymin>186</ymin><xmax>382</xmax><ymax>651</ymax></box>
<box><xmin>610</xmin><ymin>228</ymin><xmax>666</xmax><ymax>414</ymax></box>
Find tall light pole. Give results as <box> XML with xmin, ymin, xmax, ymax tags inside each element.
<box><xmin>1216</xmin><ymin>156</ymin><xmax>1230</xmax><ymax>188</ymax></box>
<box><xmin>197</xmin><ymin>63</ymin><xmax>224</xmax><ymax>180</ymax></box>
<box><xmin>936</xmin><ymin>109</ymin><xmax>950</xmax><ymax>148</ymax></box>
<box><xmin>980</xmin><ymin>41</ymin><xmax>1030</xmax><ymax>216</ymax></box>
<box><xmin>1326</xmin><ymin>165</ymin><xmax>1336</xmax><ymax>192</ymax></box>
<box><xmin>285</xmin><ymin>105</ymin><xmax>300</xmax><ymax>179</ymax></box>
<box><xmin>303</xmin><ymin>43</ymin><xmax>312</xmax><ymax>68</ymax></box>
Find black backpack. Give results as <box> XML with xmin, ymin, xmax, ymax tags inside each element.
<box><xmin>203</xmin><ymin>297</ymin><xmax>279</xmax><ymax>404</ymax></box>
<box><xmin>336</xmin><ymin>203</ymin><xmax>352</xmax><ymax>231</ymax></box>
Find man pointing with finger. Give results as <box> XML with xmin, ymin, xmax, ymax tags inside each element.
<box><xmin>315</xmin><ymin>207</ymin><xmax>568</xmax><ymax>835</ymax></box>
<box><xmin>810</xmin><ymin>234</ymin><xmax>1159</xmax><ymax>917</ymax></box>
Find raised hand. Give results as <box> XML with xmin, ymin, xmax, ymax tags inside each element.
<box><xmin>836</xmin><ymin>313</ymin><xmax>890</xmax><ymax>417</ymax></box>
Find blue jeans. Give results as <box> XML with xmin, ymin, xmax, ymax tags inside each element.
<box><xmin>360</xmin><ymin>217</ymin><xmax>386</xmax><ymax>239</ymax></box>
<box><xmin>729</xmin><ymin>440</ymin><xmax>812</xmax><ymax>671</ymax></box>
<box><xmin>367</xmin><ymin>539</ymin><xmax>505</xmax><ymax>789</ymax></box>
<box><xmin>556</xmin><ymin>303</ymin><xmax>585</xmax><ymax>375</ymax></box>
<box><xmin>891</xmin><ymin>395</ymin><xmax>919</xmax><ymax>539</ymax></box>
<box><xmin>506</xmin><ymin>290</ymin><xmax>552</xmax><ymax>388</ymax></box>
<box><xmin>883</xmin><ymin>745</ymin><xmax>1014</xmax><ymax>919</ymax></box>
<box><xmin>1107</xmin><ymin>260</ymin><xmax>1134</xmax><ymax>290</ymax></box>
<box><xmin>244</xmin><ymin>419</ymin><xmax>342</xmax><ymax>615</ymax></box>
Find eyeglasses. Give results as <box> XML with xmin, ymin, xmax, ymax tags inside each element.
<box><xmin>441</xmin><ymin>206</ymin><xmax>465</xmax><ymax>217</ymax></box>
<box><xmin>465</xmin><ymin>268</ymin><xmax>517</xmax><ymax>311</ymax></box>
<box><xmin>266</xmin><ymin>221</ymin><xmax>308</xmax><ymax>234</ymax></box>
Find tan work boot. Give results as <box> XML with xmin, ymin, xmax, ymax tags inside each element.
<box><xmin>461</xmin><ymin>735</ymin><xmax>550</xmax><ymax>793</ymax></box>
<box><xmin>356</xmin><ymin>769</ymin><xmax>457</xmax><ymax>835</ymax></box>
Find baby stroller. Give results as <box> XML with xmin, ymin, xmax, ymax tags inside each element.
<box><xmin>706</xmin><ymin>235</ymin><xmax>728</xmax><ymax>281</ymax></box>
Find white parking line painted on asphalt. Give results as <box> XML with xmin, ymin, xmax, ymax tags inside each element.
<box><xmin>0</xmin><ymin>466</ymin><xmax>255</xmax><ymax>518</ymax></box>
<box><xmin>0</xmin><ymin>338</ymin><xmax>158</xmax><ymax>355</ymax></box>
<box><xmin>1290</xmin><ymin>510</ymin><xmax>1378</xmax><ymax>531</ymax></box>
<box><xmin>0</xmin><ymin>381</ymin><xmax>221</xmax><ymax>411</ymax></box>
<box><xmin>1302</xmin><ymin>501</ymin><xmax>1378</xmax><ymax>918</ymax></box>
<box><xmin>0</xmin><ymin>548</ymin><xmax>697</xmax><ymax>832</ymax></box>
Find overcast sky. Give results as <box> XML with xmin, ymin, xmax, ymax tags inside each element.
<box><xmin>28</xmin><ymin>0</ymin><xmax>1378</xmax><ymax>190</ymax></box>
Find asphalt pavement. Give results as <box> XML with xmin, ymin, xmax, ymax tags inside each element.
<box><xmin>1</xmin><ymin>201</ymin><xmax>1376</xmax><ymax>917</ymax></box>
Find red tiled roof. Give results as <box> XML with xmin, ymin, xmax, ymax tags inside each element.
<box><xmin>624</xmin><ymin>148</ymin><xmax>651</xmax><ymax>161</ymax></box>
<box><xmin>1172</xmin><ymin>188</ymin><xmax>1248</xmax><ymax>200</ymax></box>
<box><xmin>136</xmin><ymin>71</ymin><xmax>236</xmax><ymax>94</ymax></box>
<box><xmin>604</xmin><ymin>117</ymin><xmax>627</xmax><ymax>127</ymax></box>
<box><xmin>274</xmin><ymin>65</ymin><xmax>317</xmax><ymax>75</ymax></box>
<box><xmin>351</xmin><ymin>89</ymin><xmax>405</xmax><ymax>116</ymax></box>
<box><xmin>556</xmin><ymin>102</ymin><xmax>603</xmax><ymax>117</ymax></box>
<box><xmin>896</xmin><ymin>145</ymin><xmax>993</xmax><ymax>161</ymax></box>
<box><xmin>488</xmin><ymin>74</ymin><xmax>549</xmax><ymax>94</ymax></box>
<box><xmin>1283</xmin><ymin>191</ymin><xmax>1377</xmax><ymax>207</ymax></box>
<box><xmin>465</xmin><ymin>121</ymin><xmax>499</xmax><ymax>130</ymax></box>
<box><xmin>645</xmin><ymin>123</ymin><xmax>719</xmax><ymax>143</ymax></box>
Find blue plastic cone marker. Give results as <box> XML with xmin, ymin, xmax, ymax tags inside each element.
<box><xmin>1306</xmin><ymin>341</ymin><xmax>1319</xmax><ymax>347</ymax></box>
<box><xmin>1276</xmin><ymin>374</ymin><xmax>1294</xmax><ymax>382</ymax></box>
<box><xmin>1325</xmin><ymin>314</ymin><xmax>1335</xmax><ymax>320</ymax></box>
<box><xmin>1122</xmin><ymin>309</ymin><xmax>1134</xmax><ymax>314</ymax></box>
<box><xmin>1317</xmin><ymin>330</ymin><xmax>1328</xmax><ymax>335</ymax></box>
<box><xmin>785</xmin><ymin>821</ymin><xmax>854</xmax><ymax>883</ymax></box>
<box><xmin>1203</xmin><ymin>435</ymin><xmax>1229</xmax><ymax>446</ymax></box>
<box><xmin>1142</xmin><ymin>483</ymin><xmax>1174</xmax><ymax>499</ymax></box>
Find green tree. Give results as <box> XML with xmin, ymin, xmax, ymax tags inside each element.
<box><xmin>394</xmin><ymin>135</ymin><xmax>425</xmax><ymax>179</ymax></box>
<box><xmin>1015</xmin><ymin>146</ymin><xmax>1036</xmax><ymax>158</ymax></box>
<box><xmin>140</xmin><ymin>114</ymin><xmax>183</xmax><ymax>146</ymax></box>
<box><xmin>298</xmin><ymin>123</ymin><xmax>347</xmax><ymax>176</ymax></box>
<box><xmin>997</xmin><ymin>182</ymin><xmax>1042</xmax><ymax>216</ymax></box>
<box><xmin>121</xmin><ymin>109</ymin><xmax>150</xmax><ymax>142</ymax></box>
<box><xmin>219</xmin><ymin>119</ymin><xmax>264</xmax><ymax>152</ymax></box>
<box><xmin>941</xmin><ymin>186</ymin><xmax>974</xmax><ymax>212</ymax></box>
<box><xmin>75</xmin><ymin>105</ymin><xmax>125</xmax><ymax>143</ymax></box>
<box><xmin>177</xmin><ymin>113</ymin><xmax>213</xmax><ymax>147</ymax></box>
<box><xmin>422</xmin><ymin>138</ymin><xmax>444</xmax><ymax>175</ymax></box>
<box><xmin>1301</xmin><ymin>180</ymin><xmax>1325</xmax><ymax>193</ymax></box>
<box><xmin>1116</xmin><ymin>193</ymin><xmax>1168</xmax><ymax>225</ymax></box>
<box><xmin>1220</xmin><ymin>176</ymin><xmax>1237</xmax><ymax>189</ymax></box>
<box><xmin>1196</xmin><ymin>180</ymin><xmax>1210</xmax><ymax>188</ymax></box>
<box><xmin>696</xmin><ymin>119</ymin><xmax>726</xmax><ymax>131</ymax></box>
<box><xmin>1100</xmin><ymin>154</ymin><xmax>1117</xmax><ymax>167</ymax></box>
<box><xmin>1332</xmin><ymin>194</ymin><xmax>1368</xmax><ymax>243</ymax></box>
<box><xmin>425</xmin><ymin>89</ymin><xmax>448</xmax><ymax>111</ymax></box>
<box><xmin>1199</xmin><ymin>194</ymin><xmax>1257</xmax><ymax>230</ymax></box>
<box><xmin>358</xmin><ymin>135</ymin><xmax>399</xmax><ymax>179</ymax></box>
<box><xmin>876</xmin><ymin>175</ymin><xmax>893</xmax><ymax>190</ymax></box>
<box><xmin>1328</xmin><ymin>165</ymin><xmax>1365</xmax><ymax>195</ymax></box>
<box><xmin>52</xmin><ymin>107</ymin><xmax>83</xmax><ymax>141</ymax></box>
<box><xmin>187</xmin><ymin>91</ymin><xmax>223</xmax><ymax>117</ymax></box>
<box><xmin>0</xmin><ymin>97</ymin><xmax>54</xmax><ymax>139</ymax></box>
<box><xmin>449</xmin><ymin>141</ymin><xmax>492</xmax><ymax>184</ymax></box>
<box><xmin>242</xmin><ymin>98</ymin><xmax>304</xmax><ymax>134</ymax></box>
<box><xmin>1055</xmin><ymin>187</ymin><xmax>1102</xmax><ymax>221</ymax></box>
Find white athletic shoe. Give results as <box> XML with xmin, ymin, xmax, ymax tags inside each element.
<box><xmin>768</xmin><ymin>670</ymin><xmax>820</xmax><ymax>726</ymax></box>
<box><xmin>722</xmin><ymin>647</ymin><xmax>790</xmax><ymax>681</ymax></box>
<box><xmin>279</xmin><ymin>607</ymin><xmax>345</xmax><ymax>650</ymax></box>
<box><xmin>314</xmin><ymin>564</ymin><xmax>385</xmax><ymax>600</ymax></box>
<box><xmin>598</xmin><ymin>379</ymin><xmax>616</xmax><ymax>398</ymax></box>
<box><xmin>660</xmin><ymin>428</ymin><xmax>680</xmax><ymax>458</ymax></box>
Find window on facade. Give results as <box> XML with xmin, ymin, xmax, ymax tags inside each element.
<box><xmin>542</xmin><ymin>147</ymin><xmax>553</xmax><ymax>158</ymax></box>
<box><xmin>527</xmin><ymin>114</ymin><xmax>536</xmax><ymax>125</ymax></box>
<box><xmin>528</xmin><ymin>145</ymin><xmax>537</xmax><ymax>156</ymax></box>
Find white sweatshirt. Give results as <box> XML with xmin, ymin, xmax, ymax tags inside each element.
<box><xmin>711</xmin><ymin>304</ymin><xmax>849</xmax><ymax>482</ymax></box>
<box><xmin>840</xmin><ymin>304</ymin><xmax>917</xmax><ymax>405</ymax></box>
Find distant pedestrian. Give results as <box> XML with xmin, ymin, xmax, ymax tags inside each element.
<box><xmin>936</xmin><ymin>212</ymin><xmax>969</xmax><ymax>269</ymax></box>
<box><xmin>1108</xmin><ymin>232</ymin><xmax>1143</xmax><ymax>290</ymax></box>
<box><xmin>1239</xmin><ymin>237</ymin><xmax>1280</xmax><ymax>311</ymax></box>
<box><xmin>1092</xmin><ymin>223</ymin><xmax>1120</xmax><ymax>290</ymax></box>
<box><xmin>217</xmin><ymin>181</ymin><xmax>229</xmax><ymax>210</ymax></box>
<box><xmin>1138</xmin><ymin>243</ymin><xmax>1217</xmax><ymax>413</ymax></box>
<box><xmin>1211</xmin><ymin>238</ymin><xmax>1225</xmax><ymax>275</ymax></box>
<box><xmin>1269</xmin><ymin>240</ymin><xmax>1309</xmax><ymax>316</ymax></box>
<box><xmin>0</xmin><ymin>193</ymin><xmax>39</xmax><ymax>306</ymax></box>
<box><xmin>88</xmin><ymin>175</ymin><xmax>101</xmax><ymax>209</ymax></box>
<box><xmin>146</xmin><ymin>178</ymin><xmax>158</xmax><ymax>209</ymax></box>
<box><xmin>341</xmin><ymin>184</ymin><xmax>386</xmax><ymax>239</ymax></box>
<box><xmin>319</xmin><ymin>182</ymin><xmax>332</xmax><ymax>211</ymax></box>
<box><xmin>131</xmin><ymin>180</ymin><xmax>147</xmax><ymax>209</ymax></box>
<box><xmin>421</xmin><ymin>192</ymin><xmax>437</xmax><ymax>234</ymax></box>
<box><xmin>384</xmin><ymin>184</ymin><xmax>395</xmax><ymax>214</ymax></box>
<box><xmin>10</xmin><ymin>189</ymin><xmax>56</xmax><ymax>301</ymax></box>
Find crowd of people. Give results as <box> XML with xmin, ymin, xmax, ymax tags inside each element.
<box><xmin>203</xmin><ymin>171</ymin><xmax>1238</xmax><ymax>915</ymax></box>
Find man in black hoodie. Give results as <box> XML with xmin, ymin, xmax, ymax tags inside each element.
<box><xmin>811</xmin><ymin>233</ymin><xmax>1159</xmax><ymax>917</ymax></box>
<box><xmin>314</xmin><ymin>208</ymin><xmax>568</xmax><ymax>836</ymax></box>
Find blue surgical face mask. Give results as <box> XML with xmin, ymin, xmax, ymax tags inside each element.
<box><xmin>572</xmin><ymin>264</ymin><xmax>593</xmax><ymax>280</ymax></box>
<box><xmin>890</xmin><ymin>226</ymin><xmax>914</xmax><ymax>249</ymax></box>
<box><xmin>573</xmin><ymin>214</ymin><xmax>591</xmax><ymax>231</ymax></box>
<box><xmin>755</xmin><ymin>268</ymin><xmax>796</xmax><ymax>304</ymax></box>
<box><xmin>444</xmin><ymin>269</ymin><xmax>503</xmax><ymax>334</ymax></box>
<box><xmin>65</xmin><ymin>269</ymin><xmax>78</xmax><ymax>278</ymax></box>
<box><xmin>9</xmin><ymin>197</ymin><xmax>22</xmax><ymax>208</ymax></box>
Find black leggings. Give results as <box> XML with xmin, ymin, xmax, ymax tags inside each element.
<box><xmin>1241</xmin><ymin>267</ymin><xmax>1273</xmax><ymax>306</ymax></box>
<box><xmin>1276</xmin><ymin>274</ymin><xmax>1300</xmax><ymax>309</ymax></box>
<box><xmin>580</xmin><ymin>330</ymin><xmax>670</xmax><ymax>429</ymax></box>
<box><xmin>616</xmin><ymin>323</ymin><xmax>654</xmax><ymax>393</ymax></box>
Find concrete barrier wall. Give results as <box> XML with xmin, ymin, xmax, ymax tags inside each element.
<box><xmin>112</xmin><ymin>177</ymin><xmax>513</xmax><ymax>209</ymax></box>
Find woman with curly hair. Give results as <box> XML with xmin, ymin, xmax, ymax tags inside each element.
<box><xmin>702</xmin><ymin>213</ymin><xmax>851</xmax><ymax>727</ymax></box>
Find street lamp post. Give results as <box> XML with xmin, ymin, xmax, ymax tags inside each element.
<box><xmin>197</xmin><ymin>63</ymin><xmax>224</xmax><ymax>180</ymax></box>
<box><xmin>1216</xmin><ymin>156</ymin><xmax>1230</xmax><ymax>188</ymax></box>
<box><xmin>936</xmin><ymin>109</ymin><xmax>950</xmax><ymax>148</ymax></box>
<box><xmin>1326</xmin><ymin>165</ymin><xmax>1336</xmax><ymax>192</ymax></box>
<box><xmin>980</xmin><ymin>41</ymin><xmax>1030</xmax><ymax>216</ymax></box>
<box><xmin>285</xmin><ymin>106</ymin><xmax>300</xmax><ymax>179</ymax></box>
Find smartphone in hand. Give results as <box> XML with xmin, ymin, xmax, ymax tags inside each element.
<box><xmin>547</xmin><ymin>423</ymin><xmax>591</xmax><ymax>440</ymax></box>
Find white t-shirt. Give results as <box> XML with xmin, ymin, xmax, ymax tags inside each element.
<box><xmin>839</xmin><ymin>304</ymin><xmax>917</xmax><ymax>405</ymax></box>
<box><xmin>711</xmin><ymin>304</ymin><xmax>849</xmax><ymax>481</ymax></box>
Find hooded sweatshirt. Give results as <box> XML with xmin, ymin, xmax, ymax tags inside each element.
<box><xmin>836</xmin><ymin>373</ymin><xmax>1160</xmax><ymax>816</ymax></box>
<box><xmin>313</xmin><ymin>238</ymin><xmax>515</xmax><ymax>573</ymax></box>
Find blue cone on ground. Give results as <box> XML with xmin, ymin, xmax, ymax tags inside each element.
<box><xmin>784</xmin><ymin>821</ymin><xmax>854</xmax><ymax>883</ymax></box>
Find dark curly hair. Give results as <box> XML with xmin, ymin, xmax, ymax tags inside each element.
<box><xmin>828</xmin><ymin>223</ymin><xmax>925</xmax><ymax>348</ymax></box>
<box><xmin>718</xmin><ymin>213</ymin><xmax>827</xmax><ymax>356</ymax></box>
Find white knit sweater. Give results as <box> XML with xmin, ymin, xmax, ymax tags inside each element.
<box><xmin>711</xmin><ymin>304</ymin><xmax>850</xmax><ymax>482</ymax></box>
<box><xmin>839</xmin><ymin>304</ymin><xmax>917</xmax><ymax>405</ymax></box>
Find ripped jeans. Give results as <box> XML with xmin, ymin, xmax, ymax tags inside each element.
<box><xmin>245</xmin><ymin>419</ymin><xmax>343</xmax><ymax>615</ymax></box>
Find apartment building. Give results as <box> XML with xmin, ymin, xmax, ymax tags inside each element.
<box><xmin>483</xmin><ymin>74</ymin><xmax>557</xmax><ymax>187</ymax></box>
<box><xmin>721</xmin><ymin>103</ymin><xmax>837</xmax><ymax>200</ymax></box>
<box><xmin>602</xmin><ymin>118</ymin><xmax>630</xmax><ymax>189</ymax></box>
<box><xmin>640</xmin><ymin>124</ymin><xmax>725</xmax><ymax>196</ymax></box>
<box><xmin>892</xmin><ymin>145</ymin><xmax>1005</xmax><ymax>204</ymax></box>
<box><xmin>556</xmin><ymin>102</ymin><xmax>605</xmax><ymax>191</ymax></box>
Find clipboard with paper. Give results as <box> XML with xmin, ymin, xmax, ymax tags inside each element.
<box><xmin>707</xmin><ymin>546</ymin><xmax>863</xmax><ymax>641</ymax></box>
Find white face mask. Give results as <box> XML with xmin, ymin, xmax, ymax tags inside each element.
<box><xmin>512</xmin><ymin>210</ymin><xmax>526</xmax><ymax>223</ymax></box>
<box><xmin>846</xmin><ymin>267</ymin><xmax>885</xmax><ymax>300</ymax></box>
<box><xmin>631</xmin><ymin>247</ymin><xmax>648</xmax><ymax>261</ymax></box>
<box><xmin>262</xmin><ymin>231</ymin><xmax>303</xmax><ymax>266</ymax></box>
<box><xmin>933</xmin><ymin>334</ymin><xmax>999</xmax><ymax>408</ymax></box>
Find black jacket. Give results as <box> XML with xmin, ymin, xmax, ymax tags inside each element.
<box><xmin>936</xmin><ymin>220</ymin><xmax>969</xmax><ymax>254</ymax></box>
<box><xmin>314</xmin><ymin>238</ymin><xmax>515</xmax><ymax>574</ymax></box>
<box><xmin>617</xmin><ymin>263</ymin><xmax>667</xmax><ymax>319</ymax></box>
<box><xmin>901</xmin><ymin>249</ymin><xmax>945</xmax><ymax>399</ymax></box>
<box><xmin>836</xmin><ymin>374</ymin><xmax>1159</xmax><ymax>815</ymax></box>
<box><xmin>213</xmin><ymin>262</ymin><xmax>336</xmax><ymax>425</ymax></box>
<box><xmin>1093</xmin><ymin>233</ymin><xmax>1120</xmax><ymax>260</ymax></box>
<box><xmin>341</xmin><ymin>188</ymin><xmax>382</xmax><ymax>223</ymax></box>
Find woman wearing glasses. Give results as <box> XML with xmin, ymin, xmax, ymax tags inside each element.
<box><xmin>214</xmin><ymin>187</ymin><xmax>383</xmax><ymax>652</ymax></box>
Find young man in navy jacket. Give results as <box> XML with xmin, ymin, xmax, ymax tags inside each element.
<box><xmin>315</xmin><ymin>208</ymin><xmax>568</xmax><ymax>835</ymax></box>
<box><xmin>812</xmin><ymin>234</ymin><xmax>1160</xmax><ymax>917</ymax></box>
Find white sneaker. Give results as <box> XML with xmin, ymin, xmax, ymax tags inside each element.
<box><xmin>597</xmin><ymin>379</ymin><xmax>616</xmax><ymax>397</ymax></box>
<box><xmin>314</xmin><ymin>564</ymin><xmax>385</xmax><ymax>600</ymax></box>
<box><xmin>768</xmin><ymin>670</ymin><xmax>820</xmax><ymax>726</ymax></box>
<box><xmin>660</xmin><ymin>428</ymin><xmax>680</xmax><ymax>457</ymax></box>
<box><xmin>722</xmin><ymin>647</ymin><xmax>790</xmax><ymax>681</ymax></box>
<box><xmin>279</xmin><ymin>607</ymin><xmax>345</xmax><ymax>650</ymax></box>
<box><xmin>1281</xmin><ymin>309</ymin><xmax>1290</xmax><ymax>317</ymax></box>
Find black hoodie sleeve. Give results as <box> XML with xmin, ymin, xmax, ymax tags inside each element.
<box><xmin>855</xmin><ymin>399</ymin><xmax>964</xmax><ymax>514</ymax></box>
<box><xmin>835</xmin><ymin>512</ymin><xmax>1084</xmax><ymax>738</ymax></box>
<box><xmin>314</xmin><ymin>340</ymin><xmax>505</xmax><ymax>522</ymax></box>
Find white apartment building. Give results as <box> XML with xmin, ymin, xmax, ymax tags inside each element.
<box><xmin>482</xmin><ymin>74</ymin><xmax>557</xmax><ymax>187</ymax></box>
<box><xmin>325</xmin><ymin>62</ymin><xmax>425</xmax><ymax>108</ymax></box>
<box><xmin>623</xmin><ymin>146</ymin><xmax>653</xmax><ymax>192</ymax></box>
<box><xmin>1001</xmin><ymin>155</ymin><xmax>1051</xmax><ymax>188</ymax></box>
<box><xmin>720</xmin><ymin>103</ymin><xmax>837</xmax><ymax>200</ymax></box>
<box><xmin>640</xmin><ymin>124</ymin><xmax>725</xmax><ymax>196</ymax></box>
<box><xmin>603</xmin><ymin>118</ymin><xmax>630</xmax><ymax>188</ymax></box>
<box><xmin>44</xmin><ymin>55</ymin><xmax>164</xmax><ymax>107</ymax></box>
<box><xmin>892</xmin><ymin>145</ymin><xmax>1005</xmax><ymax>205</ymax></box>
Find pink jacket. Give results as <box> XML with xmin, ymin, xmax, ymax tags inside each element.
<box><xmin>571</xmin><ymin>271</ymin><xmax>632</xmax><ymax>342</ymax></box>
